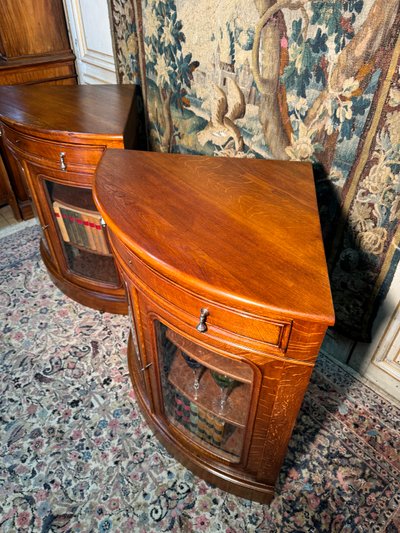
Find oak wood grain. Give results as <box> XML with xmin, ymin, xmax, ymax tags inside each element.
<box><xmin>0</xmin><ymin>85</ymin><xmax>138</xmax><ymax>146</ymax></box>
<box><xmin>0</xmin><ymin>0</ymin><xmax>71</xmax><ymax>59</ymax></box>
<box><xmin>0</xmin><ymin>56</ymin><xmax>76</xmax><ymax>88</ymax></box>
<box><xmin>95</xmin><ymin>151</ymin><xmax>334</xmax><ymax>502</ymax></box>
<box><xmin>95</xmin><ymin>150</ymin><xmax>335</xmax><ymax>325</ymax></box>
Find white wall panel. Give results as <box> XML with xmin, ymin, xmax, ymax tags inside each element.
<box><xmin>63</xmin><ymin>0</ymin><xmax>117</xmax><ymax>84</ymax></box>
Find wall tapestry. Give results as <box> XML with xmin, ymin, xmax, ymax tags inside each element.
<box><xmin>109</xmin><ymin>0</ymin><xmax>141</xmax><ymax>84</ymax></box>
<box><xmin>111</xmin><ymin>0</ymin><xmax>400</xmax><ymax>342</ymax></box>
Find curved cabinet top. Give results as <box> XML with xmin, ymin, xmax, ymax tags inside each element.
<box><xmin>0</xmin><ymin>84</ymin><xmax>136</xmax><ymax>146</ymax></box>
<box><xmin>94</xmin><ymin>149</ymin><xmax>335</xmax><ymax>325</ymax></box>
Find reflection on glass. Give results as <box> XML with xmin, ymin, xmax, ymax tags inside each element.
<box><xmin>181</xmin><ymin>351</ymin><xmax>205</xmax><ymax>400</ymax></box>
<box><xmin>155</xmin><ymin>321</ymin><xmax>253</xmax><ymax>462</ymax></box>
<box><xmin>210</xmin><ymin>371</ymin><xmax>240</xmax><ymax>413</ymax></box>
<box><xmin>44</xmin><ymin>180</ymin><xmax>119</xmax><ymax>285</ymax></box>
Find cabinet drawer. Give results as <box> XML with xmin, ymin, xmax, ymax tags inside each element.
<box><xmin>111</xmin><ymin>236</ymin><xmax>292</xmax><ymax>355</ymax></box>
<box><xmin>1</xmin><ymin>123</ymin><xmax>104</xmax><ymax>171</ymax></box>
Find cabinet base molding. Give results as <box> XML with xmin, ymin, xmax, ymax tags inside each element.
<box><xmin>41</xmin><ymin>240</ymin><xmax>127</xmax><ymax>314</ymax></box>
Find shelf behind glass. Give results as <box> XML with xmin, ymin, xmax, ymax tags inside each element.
<box><xmin>64</xmin><ymin>243</ymin><xmax>119</xmax><ymax>284</ymax></box>
<box><xmin>156</xmin><ymin>321</ymin><xmax>253</xmax><ymax>462</ymax></box>
<box><xmin>45</xmin><ymin>180</ymin><xmax>119</xmax><ymax>286</ymax></box>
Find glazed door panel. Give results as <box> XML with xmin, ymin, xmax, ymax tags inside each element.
<box><xmin>154</xmin><ymin>319</ymin><xmax>254</xmax><ymax>463</ymax></box>
<box><xmin>22</xmin><ymin>159</ymin><xmax>123</xmax><ymax>295</ymax></box>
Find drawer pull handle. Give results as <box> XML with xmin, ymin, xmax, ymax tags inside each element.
<box><xmin>41</xmin><ymin>224</ymin><xmax>49</xmax><ymax>231</ymax></box>
<box><xmin>196</xmin><ymin>308</ymin><xmax>209</xmax><ymax>333</ymax></box>
<box><xmin>60</xmin><ymin>152</ymin><xmax>67</xmax><ymax>171</ymax></box>
<box><xmin>140</xmin><ymin>363</ymin><xmax>152</xmax><ymax>372</ymax></box>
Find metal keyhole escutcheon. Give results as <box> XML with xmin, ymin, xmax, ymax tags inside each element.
<box><xmin>196</xmin><ymin>308</ymin><xmax>209</xmax><ymax>333</ymax></box>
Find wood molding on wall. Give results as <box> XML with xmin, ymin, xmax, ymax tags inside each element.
<box><xmin>63</xmin><ymin>0</ymin><xmax>117</xmax><ymax>84</ymax></box>
<box><xmin>348</xmin><ymin>264</ymin><xmax>400</xmax><ymax>401</ymax></box>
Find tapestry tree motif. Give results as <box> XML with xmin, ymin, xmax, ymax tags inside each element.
<box><xmin>143</xmin><ymin>0</ymin><xmax>200</xmax><ymax>151</ymax></box>
<box><xmin>114</xmin><ymin>0</ymin><xmax>399</xmax><ymax>340</ymax></box>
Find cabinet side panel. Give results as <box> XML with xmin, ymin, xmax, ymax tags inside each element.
<box><xmin>257</xmin><ymin>361</ymin><xmax>314</xmax><ymax>484</ymax></box>
<box><xmin>246</xmin><ymin>359</ymin><xmax>286</xmax><ymax>473</ymax></box>
<box><xmin>285</xmin><ymin>320</ymin><xmax>329</xmax><ymax>363</ymax></box>
<box><xmin>122</xmin><ymin>279</ymin><xmax>152</xmax><ymax>407</ymax></box>
<box><xmin>0</xmin><ymin>140</ymin><xmax>32</xmax><ymax>218</ymax></box>
<box><xmin>0</xmin><ymin>0</ymin><xmax>71</xmax><ymax>58</ymax></box>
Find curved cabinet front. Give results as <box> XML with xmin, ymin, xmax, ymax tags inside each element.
<box><xmin>0</xmin><ymin>84</ymin><xmax>140</xmax><ymax>313</ymax></box>
<box><xmin>2</xmin><ymin>129</ymin><xmax>127</xmax><ymax>313</ymax></box>
<box><xmin>111</xmin><ymin>231</ymin><xmax>322</xmax><ymax>503</ymax></box>
<box><xmin>93</xmin><ymin>149</ymin><xmax>335</xmax><ymax>503</ymax></box>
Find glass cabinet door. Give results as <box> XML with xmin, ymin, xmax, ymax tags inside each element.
<box><xmin>155</xmin><ymin>320</ymin><xmax>254</xmax><ymax>463</ymax></box>
<box><xmin>44</xmin><ymin>180</ymin><xmax>119</xmax><ymax>286</ymax></box>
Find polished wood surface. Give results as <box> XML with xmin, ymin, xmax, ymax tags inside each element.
<box><xmin>95</xmin><ymin>150</ymin><xmax>334</xmax><ymax>323</ymax></box>
<box><xmin>0</xmin><ymin>85</ymin><xmax>138</xmax><ymax>142</ymax></box>
<box><xmin>0</xmin><ymin>85</ymin><xmax>136</xmax><ymax>219</ymax></box>
<box><xmin>94</xmin><ymin>150</ymin><xmax>334</xmax><ymax>503</ymax></box>
<box><xmin>0</xmin><ymin>85</ymin><xmax>139</xmax><ymax>313</ymax></box>
<box><xmin>0</xmin><ymin>0</ymin><xmax>71</xmax><ymax>59</ymax></box>
<box><xmin>0</xmin><ymin>0</ymin><xmax>77</xmax><ymax>218</ymax></box>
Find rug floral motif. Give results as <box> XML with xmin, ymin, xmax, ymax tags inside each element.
<box><xmin>0</xmin><ymin>226</ymin><xmax>399</xmax><ymax>532</ymax></box>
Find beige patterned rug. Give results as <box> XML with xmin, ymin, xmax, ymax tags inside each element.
<box><xmin>1</xmin><ymin>225</ymin><xmax>399</xmax><ymax>532</ymax></box>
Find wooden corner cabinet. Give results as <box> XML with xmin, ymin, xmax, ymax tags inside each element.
<box><xmin>0</xmin><ymin>0</ymin><xmax>77</xmax><ymax>220</ymax></box>
<box><xmin>0</xmin><ymin>85</ymin><xmax>140</xmax><ymax>314</ymax></box>
<box><xmin>93</xmin><ymin>150</ymin><xmax>335</xmax><ymax>503</ymax></box>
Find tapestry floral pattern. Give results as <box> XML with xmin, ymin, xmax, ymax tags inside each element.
<box><xmin>111</xmin><ymin>0</ymin><xmax>400</xmax><ymax>340</ymax></box>
<box><xmin>329</xmin><ymin>58</ymin><xmax>400</xmax><ymax>339</ymax></box>
<box><xmin>143</xmin><ymin>0</ymin><xmax>200</xmax><ymax>152</ymax></box>
<box><xmin>109</xmin><ymin>0</ymin><xmax>141</xmax><ymax>84</ymax></box>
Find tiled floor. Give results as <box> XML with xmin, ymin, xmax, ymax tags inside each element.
<box><xmin>0</xmin><ymin>204</ymin><xmax>19</xmax><ymax>229</ymax></box>
<box><xmin>0</xmin><ymin>204</ymin><xmax>38</xmax><ymax>239</ymax></box>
